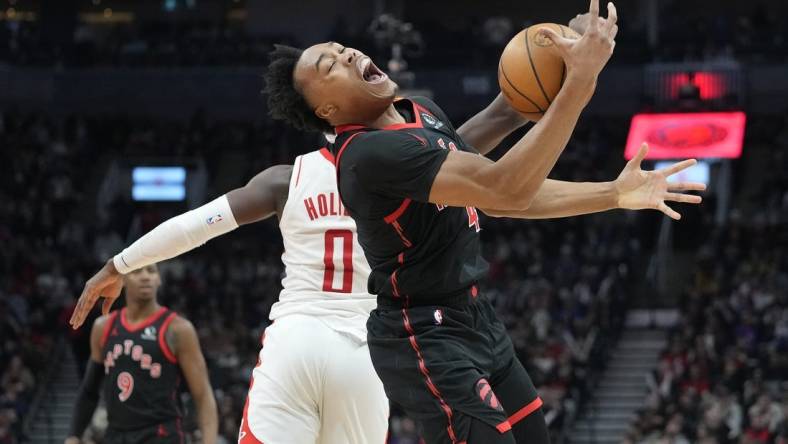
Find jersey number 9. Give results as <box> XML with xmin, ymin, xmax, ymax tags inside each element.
<box><xmin>117</xmin><ymin>371</ymin><xmax>134</xmax><ymax>402</ymax></box>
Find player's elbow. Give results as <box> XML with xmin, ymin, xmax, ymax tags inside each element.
<box><xmin>194</xmin><ymin>387</ymin><xmax>217</xmax><ymax>412</ymax></box>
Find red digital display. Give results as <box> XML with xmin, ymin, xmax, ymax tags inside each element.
<box><xmin>666</xmin><ymin>72</ymin><xmax>726</xmax><ymax>100</ymax></box>
<box><xmin>625</xmin><ymin>112</ymin><xmax>746</xmax><ymax>160</ymax></box>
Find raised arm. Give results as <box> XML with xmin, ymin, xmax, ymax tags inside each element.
<box><xmin>65</xmin><ymin>317</ymin><xmax>107</xmax><ymax>444</ymax></box>
<box><xmin>69</xmin><ymin>165</ymin><xmax>292</xmax><ymax>329</ymax></box>
<box><xmin>168</xmin><ymin>317</ymin><xmax>218</xmax><ymax>444</ymax></box>
<box><xmin>455</xmin><ymin>94</ymin><xmax>527</xmax><ymax>155</ymax></box>
<box><xmin>429</xmin><ymin>0</ymin><xmax>617</xmax><ymax>211</ymax></box>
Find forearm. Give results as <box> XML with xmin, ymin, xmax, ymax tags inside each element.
<box><xmin>195</xmin><ymin>395</ymin><xmax>219</xmax><ymax>444</ymax></box>
<box><xmin>68</xmin><ymin>361</ymin><xmax>104</xmax><ymax>439</ymax></box>
<box><xmin>113</xmin><ymin>195</ymin><xmax>238</xmax><ymax>274</ymax></box>
<box><xmin>68</xmin><ymin>396</ymin><xmax>99</xmax><ymax>440</ymax></box>
<box><xmin>483</xmin><ymin>179</ymin><xmax>618</xmax><ymax>219</ymax></box>
<box><xmin>456</xmin><ymin>93</ymin><xmax>527</xmax><ymax>155</ymax></box>
<box><xmin>484</xmin><ymin>74</ymin><xmax>595</xmax><ymax>209</ymax></box>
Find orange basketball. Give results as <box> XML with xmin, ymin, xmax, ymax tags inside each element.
<box><xmin>498</xmin><ymin>23</ymin><xmax>581</xmax><ymax>121</ymax></box>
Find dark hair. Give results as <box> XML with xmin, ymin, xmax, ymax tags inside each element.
<box><xmin>262</xmin><ymin>44</ymin><xmax>333</xmax><ymax>134</ymax></box>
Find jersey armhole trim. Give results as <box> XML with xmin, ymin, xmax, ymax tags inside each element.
<box><xmin>334</xmin><ymin>131</ymin><xmax>367</xmax><ymax>213</ymax></box>
<box><xmin>334</xmin><ymin>131</ymin><xmax>366</xmax><ymax>166</ymax></box>
<box><xmin>319</xmin><ymin>147</ymin><xmax>334</xmax><ymax>164</ymax></box>
<box><xmin>100</xmin><ymin>311</ymin><xmax>119</xmax><ymax>349</ymax></box>
<box><xmin>158</xmin><ymin>312</ymin><xmax>179</xmax><ymax>364</ymax></box>
<box><xmin>294</xmin><ymin>155</ymin><xmax>304</xmax><ymax>188</ymax></box>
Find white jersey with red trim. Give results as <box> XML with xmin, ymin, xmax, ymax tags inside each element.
<box><xmin>268</xmin><ymin>148</ymin><xmax>375</xmax><ymax>343</ymax></box>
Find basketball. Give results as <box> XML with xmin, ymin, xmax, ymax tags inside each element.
<box><xmin>498</xmin><ymin>23</ymin><xmax>581</xmax><ymax>120</ymax></box>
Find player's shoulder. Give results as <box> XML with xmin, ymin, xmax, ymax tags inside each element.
<box><xmin>92</xmin><ymin>310</ymin><xmax>118</xmax><ymax>331</ymax></box>
<box><xmin>340</xmin><ymin>130</ymin><xmax>421</xmax><ymax>165</ymax></box>
<box><xmin>407</xmin><ymin>95</ymin><xmax>440</xmax><ymax>111</ymax></box>
<box><xmin>298</xmin><ymin>147</ymin><xmax>338</xmax><ymax>169</ymax></box>
<box><xmin>407</xmin><ymin>96</ymin><xmax>447</xmax><ymax>117</ymax></box>
<box><xmin>90</xmin><ymin>310</ymin><xmax>119</xmax><ymax>347</ymax></box>
<box><xmin>166</xmin><ymin>314</ymin><xmax>196</xmax><ymax>336</ymax></box>
<box><xmin>355</xmin><ymin>129</ymin><xmax>416</xmax><ymax>144</ymax></box>
<box><xmin>262</xmin><ymin>164</ymin><xmax>294</xmax><ymax>182</ymax></box>
<box><xmin>247</xmin><ymin>164</ymin><xmax>292</xmax><ymax>193</ymax></box>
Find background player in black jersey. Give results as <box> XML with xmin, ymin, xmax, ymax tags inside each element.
<box><xmin>65</xmin><ymin>264</ymin><xmax>218</xmax><ymax>444</ymax></box>
<box><xmin>261</xmin><ymin>1</ymin><xmax>706</xmax><ymax>443</ymax></box>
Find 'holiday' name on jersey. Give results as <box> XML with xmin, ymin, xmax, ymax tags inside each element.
<box><xmin>303</xmin><ymin>192</ymin><xmax>349</xmax><ymax>221</ymax></box>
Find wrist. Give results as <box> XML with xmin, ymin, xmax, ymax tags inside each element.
<box><xmin>492</xmin><ymin>93</ymin><xmax>528</xmax><ymax>126</ymax></box>
<box><xmin>558</xmin><ymin>72</ymin><xmax>597</xmax><ymax>108</ymax></box>
<box><xmin>105</xmin><ymin>258</ymin><xmax>121</xmax><ymax>276</ymax></box>
<box><xmin>564</xmin><ymin>71</ymin><xmax>597</xmax><ymax>92</ymax></box>
<box><xmin>607</xmin><ymin>181</ymin><xmax>622</xmax><ymax>209</ymax></box>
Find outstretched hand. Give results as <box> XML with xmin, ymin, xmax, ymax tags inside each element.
<box><xmin>615</xmin><ymin>143</ymin><xmax>706</xmax><ymax>220</ymax></box>
<box><xmin>69</xmin><ymin>260</ymin><xmax>124</xmax><ymax>329</ymax></box>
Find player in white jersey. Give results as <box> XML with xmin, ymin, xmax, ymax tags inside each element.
<box><xmin>240</xmin><ymin>149</ymin><xmax>384</xmax><ymax>443</ymax></box>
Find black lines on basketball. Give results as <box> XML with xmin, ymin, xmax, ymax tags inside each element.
<box><xmin>498</xmin><ymin>59</ymin><xmax>545</xmax><ymax>113</ymax></box>
<box><xmin>525</xmin><ymin>27</ymin><xmax>551</xmax><ymax>106</ymax></box>
<box><xmin>558</xmin><ymin>24</ymin><xmax>566</xmax><ymax>95</ymax></box>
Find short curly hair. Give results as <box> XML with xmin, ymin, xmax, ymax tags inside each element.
<box><xmin>262</xmin><ymin>44</ymin><xmax>333</xmax><ymax>134</ymax></box>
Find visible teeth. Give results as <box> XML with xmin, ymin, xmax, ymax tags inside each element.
<box><xmin>360</xmin><ymin>58</ymin><xmax>370</xmax><ymax>75</ymax></box>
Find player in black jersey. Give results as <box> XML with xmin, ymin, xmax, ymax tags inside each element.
<box><xmin>65</xmin><ymin>264</ymin><xmax>218</xmax><ymax>444</ymax></box>
<box><xmin>263</xmin><ymin>2</ymin><xmax>705</xmax><ymax>442</ymax></box>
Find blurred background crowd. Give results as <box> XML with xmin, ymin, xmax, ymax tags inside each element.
<box><xmin>624</xmin><ymin>124</ymin><xmax>788</xmax><ymax>444</ymax></box>
<box><xmin>1</xmin><ymin>2</ymin><xmax>788</xmax><ymax>68</ymax></box>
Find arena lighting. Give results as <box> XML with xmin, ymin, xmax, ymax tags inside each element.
<box><xmin>667</xmin><ymin>72</ymin><xmax>726</xmax><ymax>100</ymax></box>
<box><xmin>625</xmin><ymin>112</ymin><xmax>745</xmax><ymax>160</ymax></box>
<box><xmin>655</xmin><ymin>160</ymin><xmax>711</xmax><ymax>186</ymax></box>
<box><xmin>132</xmin><ymin>166</ymin><xmax>187</xmax><ymax>201</ymax></box>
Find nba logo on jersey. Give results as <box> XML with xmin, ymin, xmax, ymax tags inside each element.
<box><xmin>141</xmin><ymin>326</ymin><xmax>157</xmax><ymax>341</ymax></box>
<box><xmin>434</xmin><ymin>309</ymin><xmax>443</xmax><ymax>325</ymax></box>
<box><xmin>421</xmin><ymin>112</ymin><xmax>444</xmax><ymax>130</ymax></box>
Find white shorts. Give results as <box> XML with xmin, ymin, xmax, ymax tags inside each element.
<box><xmin>238</xmin><ymin>314</ymin><xmax>389</xmax><ymax>444</ymax></box>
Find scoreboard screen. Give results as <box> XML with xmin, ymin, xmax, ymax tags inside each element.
<box><xmin>625</xmin><ymin>112</ymin><xmax>745</xmax><ymax>160</ymax></box>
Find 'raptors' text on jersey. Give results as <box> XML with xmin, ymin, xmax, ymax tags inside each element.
<box><xmin>269</xmin><ymin>149</ymin><xmax>376</xmax><ymax>342</ymax></box>
<box><xmin>101</xmin><ymin>307</ymin><xmax>183</xmax><ymax>431</ymax></box>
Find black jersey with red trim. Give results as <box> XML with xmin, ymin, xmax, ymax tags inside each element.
<box><xmin>332</xmin><ymin>96</ymin><xmax>488</xmax><ymax>304</ymax></box>
<box><xmin>100</xmin><ymin>307</ymin><xmax>183</xmax><ymax>431</ymax></box>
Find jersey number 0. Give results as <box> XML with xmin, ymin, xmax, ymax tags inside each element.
<box><xmin>322</xmin><ymin>229</ymin><xmax>354</xmax><ymax>293</ymax></box>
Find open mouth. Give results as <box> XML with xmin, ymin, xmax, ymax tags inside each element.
<box><xmin>358</xmin><ymin>57</ymin><xmax>387</xmax><ymax>84</ymax></box>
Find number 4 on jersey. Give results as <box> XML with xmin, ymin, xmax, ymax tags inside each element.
<box><xmin>466</xmin><ymin>207</ymin><xmax>480</xmax><ymax>232</ymax></box>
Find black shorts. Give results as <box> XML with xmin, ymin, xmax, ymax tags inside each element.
<box><xmin>367</xmin><ymin>293</ymin><xmax>543</xmax><ymax>443</ymax></box>
<box><xmin>104</xmin><ymin>419</ymin><xmax>184</xmax><ymax>444</ymax></box>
